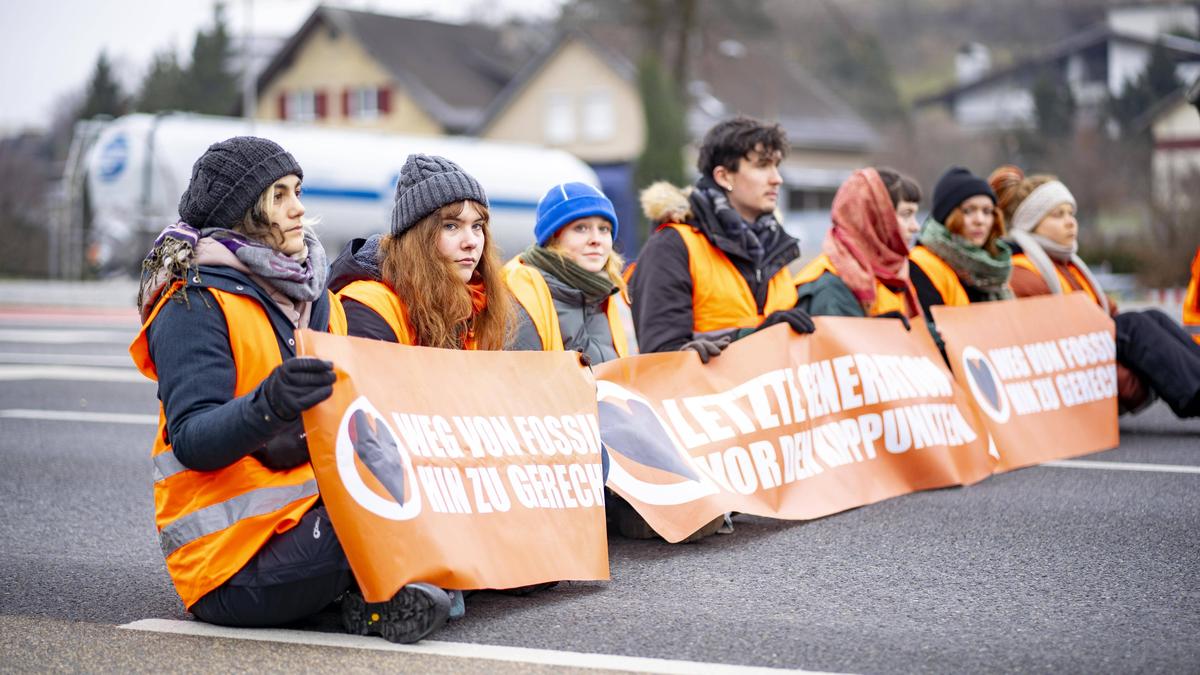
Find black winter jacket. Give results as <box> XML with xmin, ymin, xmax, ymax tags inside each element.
<box><xmin>145</xmin><ymin>265</ymin><xmax>335</xmax><ymax>472</ymax></box>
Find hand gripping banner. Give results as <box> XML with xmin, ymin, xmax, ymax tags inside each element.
<box><xmin>593</xmin><ymin>319</ymin><xmax>996</xmax><ymax>543</ymax></box>
<box><xmin>297</xmin><ymin>329</ymin><xmax>609</xmax><ymax>602</ymax></box>
<box><xmin>931</xmin><ymin>294</ymin><xmax>1118</xmax><ymax>472</ymax></box>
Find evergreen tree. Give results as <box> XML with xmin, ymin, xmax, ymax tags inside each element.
<box><xmin>1109</xmin><ymin>40</ymin><xmax>1182</xmax><ymax>135</ymax></box>
<box><xmin>183</xmin><ymin>2</ymin><xmax>240</xmax><ymax>115</ymax></box>
<box><xmin>137</xmin><ymin>49</ymin><xmax>186</xmax><ymax>113</ymax></box>
<box><xmin>78</xmin><ymin>51</ymin><xmax>127</xmax><ymax>120</ymax></box>
<box><xmin>1032</xmin><ymin>70</ymin><xmax>1075</xmax><ymax>139</ymax></box>
<box><xmin>634</xmin><ymin>52</ymin><xmax>689</xmax><ymax>242</ymax></box>
<box><xmin>817</xmin><ymin>28</ymin><xmax>907</xmax><ymax>125</ymax></box>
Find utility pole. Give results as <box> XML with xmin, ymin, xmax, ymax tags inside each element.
<box><xmin>242</xmin><ymin>0</ymin><xmax>256</xmax><ymax>128</ymax></box>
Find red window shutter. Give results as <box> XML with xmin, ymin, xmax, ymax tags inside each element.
<box><xmin>315</xmin><ymin>90</ymin><xmax>328</xmax><ymax>119</ymax></box>
<box><xmin>378</xmin><ymin>87</ymin><xmax>391</xmax><ymax>114</ymax></box>
<box><xmin>342</xmin><ymin>88</ymin><xmax>351</xmax><ymax>117</ymax></box>
<box><xmin>277</xmin><ymin>92</ymin><xmax>287</xmax><ymax>120</ymax></box>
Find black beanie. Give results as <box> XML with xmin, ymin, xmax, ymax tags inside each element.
<box><xmin>931</xmin><ymin>166</ymin><xmax>995</xmax><ymax>223</ymax></box>
<box><xmin>178</xmin><ymin>136</ymin><xmax>303</xmax><ymax>229</ymax></box>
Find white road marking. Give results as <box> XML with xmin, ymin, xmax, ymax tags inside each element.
<box><xmin>0</xmin><ymin>409</ymin><xmax>157</xmax><ymax>425</ymax></box>
<box><xmin>0</xmin><ymin>365</ymin><xmax>146</xmax><ymax>382</ymax></box>
<box><xmin>120</xmin><ymin>619</ymin><xmax>834</xmax><ymax>674</ymax></box>
<box><xmin>1043</xmin><ymin>459</ymin><xmax>1200</xmax><ymax>475</ymax></box>
<box><xmin>0</xmin><ymin>329</ymin><xmax>132</xmax><ymax>344</ymax></box>
<box><xmin>0</xmin><ymin>352</ymin><xmax>134</xmax><ymax>367</ymax></box>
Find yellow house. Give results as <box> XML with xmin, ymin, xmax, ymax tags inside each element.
<box><xmin>475</xmin><ymin>27</ymin><xmax>877</xmax><ymax>257</ymax></box>
<box><xmin>253</xmin><ymin>6</ymin><xmax>529</xmax><ymax>135</ymax></box>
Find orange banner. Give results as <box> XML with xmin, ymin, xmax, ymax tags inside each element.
<box><xmin>931</xmin><ymin>294</ymin><xmax>1118</xmax><ymax>472</ymax></box>
<box><xmin>297</xmin><ymin>329</ymin><xmax>609</xmax><ymax>602</ymax></box>
<box><xmin>594</xmin><ymin>319</ymin><xmax>996</xmax><ymax>543</ymax></box>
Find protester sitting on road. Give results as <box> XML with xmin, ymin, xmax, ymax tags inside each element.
<box><xmin>909</xmin><ymin>166</ymin><xmax>1014</xmax><ymax>314</ymax></box>
<box><xmin>991</xmin><ymin>165</ymin><xmax>1200</xmax><ymax>418</ymax></box>
<box><xmin>129</xmin><ymin>137</ymin><xmax>450</xmax><ymax>644</ymax></box>
<box><xmin>506</xmin><ymin>182</ymin><xmax>630</xmax><ymax>362</ymax></box>
<box><xmin>630</xmin><ymin>116</ymin><xmax>816</xmax><ymax>366</ymax></box>
<box><xmin>792</xmin><ymin>167</ymin><xmax>922</xmax><ymax>325</ymax></box>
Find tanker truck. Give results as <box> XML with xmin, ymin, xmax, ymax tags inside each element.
<box><xmin>73</xmin><ymin>112</ymin><xmax>601</xmax><ymax>275</ymax></box>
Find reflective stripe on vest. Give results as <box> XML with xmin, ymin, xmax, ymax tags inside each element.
<box><xmin>908</xmin><ymin>245</ymin><xmax>971</xmax><ymax>307</ymax></box>
<box><xmin>159</xmin><ymin>479</ymin><xmax>318</xmax><ymax>556</ymax></box>
<box><xmin>665</xmin><ymin>223</ymin><xmax>797</xmax><ymax>332</ymax></box>
<box><xmin>129</xmin><ymin>282</ymin><xmax>320</xmax><ymax>608</ymax></box>
<box><xmin>793</xmin><ymin>253</ymin><xmax>910</xmax><ymax>316</ymax></box>
<box><xmin>503</xmin><ymin>257</ymin><xmax>629</xmax><ymax>358</ymax></box>
<box><xmin>1012</xmin><ymin>254</ymin><xmax>1100</xmax><ymax>306</ymax></box>
<box><xmin>152</xmin><ymin>449</ymin><xmax>187</xmax><ymax>483</ymax></box>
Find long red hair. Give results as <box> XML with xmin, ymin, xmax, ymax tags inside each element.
<box><xmin>380</xmin><ymin>201</ymin><xmax>514</xmax><ymax>350</ymax></box>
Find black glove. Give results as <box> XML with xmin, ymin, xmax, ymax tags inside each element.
<box><xmin>876</xmin><ymin>310</ymin><xmax>911</xmax><ymax>331</ymax></box>
<box><xmin>261</xmin><ymin>357</ymin><xmax>336</xmax><ymax>421</ymax></box>
<box><xmin>575</xmin><ymin>350</ymin><xmax>593</xmax><ymax>367</ymax></box>
<box><xmin>252</xmin><ymin>419</ymin><xmax>310</xmax><ymax>471</ymax></box>
<box><xmin>680</xmin><ymin>335</ymin><xmax>732</xmax><ymax>364</ymax></box>
<box><xmin>757</xmin><ymin>308</ymin><xmax>816</xmax><ymax>335</ymax></box>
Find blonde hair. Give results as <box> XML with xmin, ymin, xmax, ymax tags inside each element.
<box><xmin>546</xmin><ymin>235</ymin><xmax>629</xmax><ymax>296</ymax></box>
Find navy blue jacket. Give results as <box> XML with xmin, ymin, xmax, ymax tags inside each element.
<box><xmin>146</xmin><ymin>266</ymin><xmax>333</xmax><ymax>471</ymax></box>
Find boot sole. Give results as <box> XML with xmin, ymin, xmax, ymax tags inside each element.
<box><xmin>343</xmin><ymin>583</ymin><xmax>451</xmax><ymax>644</ymax></box>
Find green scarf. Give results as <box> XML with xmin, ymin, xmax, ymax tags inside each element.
<box><xmin>918</xmin><ymin>219</ymin><xmax>1014</xmax><ymax>300</ymax></box>
<box><xmin>520</xmin><ymin>245</ymin><xmax>615</xmax><ymax>303</ymax></box>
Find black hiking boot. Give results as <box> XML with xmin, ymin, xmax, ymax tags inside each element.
<box><xmin>342</xmin><ymin>583</ymin><xmax>451</xmax><ymax>644</ymax></box>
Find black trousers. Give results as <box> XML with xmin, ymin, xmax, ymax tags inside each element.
<box><xmin>189</xmin><ymin>505</ymin><xmax>354</xmax><ymax>628</ymax></box>
<box><xmin>1116</xmin><ymin>309</ymin><xmax>1200</xmax><ymax>417</ymax></box>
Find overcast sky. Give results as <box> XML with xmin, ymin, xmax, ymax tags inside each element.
<box><xmin>0</xmin><ymin>0</ymin><xmax>563</xmax><ymax>134</ymax></box>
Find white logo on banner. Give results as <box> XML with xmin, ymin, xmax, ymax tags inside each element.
<box><xmin>335</xmin><ymin>396</ymin><xmax>423</xmax><ymax>520</ymax></box>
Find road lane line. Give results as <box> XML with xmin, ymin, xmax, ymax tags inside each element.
<box><xmin>0</xmin><ymin>352</ymin><xmax>134</xmax><ymax>367</ymax></box>
<box><xmin>1043</xmin><ymin>459</ymin><xmax>1200</xmax><ymax>474</ymax></box>
<box><xmin>0</xmin><ymin>329</ymin><xmax>132</xmax><ymax>344</ymax></box>
<box><xmin>120</xmin><ymin>619</ymin><xmax>834</xmax><ymax>674</ymax></box>
<box><xmin>0</xmin><ymin>409</ymin><xmax>157</xmax><ymax>425</ymax></box>
<box><xmin>0</xmin><ymin>365</ymin><xmax>146</xmax><ymax>382</ymax></box>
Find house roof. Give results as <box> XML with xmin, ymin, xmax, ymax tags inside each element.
<box><xmin>255</xmin><ymin>6</ymin><xmax>533</xmax><ymax>133</ymax></box>
<box><xmin>473</xmin><ymin>24</ymin><xmax>876</xmax><ymax>152</ymax></box>
<box><xmin>915</xmin><ymin>24</ymin><xmax>1200</xmax><ymax>108</ymax></box>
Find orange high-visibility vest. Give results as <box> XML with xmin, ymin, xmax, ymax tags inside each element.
<box><xmin>793</xmin><ymin>253</ymin><xmax>911</xmax><ymax>316</ymax></box>
<box><xmin>1012</xmin><ymin>253</ymin><xmax>1100</xmax><ymax>306</ymax></box>
<box><xmin>503</xmin><ymin>258</ymin><xmax>629</xmax><ymax>357</ymax></box>
<box><xmin>1185</xmin><ymin>247</ymin><xmax>1200</xmax><ymax>344</ymax></box>
<box><xmin>336</xmin><ymin>279</ymin><xmax>481</xmax><ymax>349</ymax></box>
<box><xmin>129</xmin><ymin>284</ymin><xmax>336</xmax><ymax>609</ymax></box>
<box><xmin>663</xmin><ymin>223</ymin><xmax>797</xmax><ymax>332</ymax></box>
<box><xmin>908</xmin><ymin>245</ymin><xmax>971</xmax><ymax>307</ymax></box>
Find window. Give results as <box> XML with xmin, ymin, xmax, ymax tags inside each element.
<box><xmin>287</xmin><ymin>90</ymin><xmax>316</xmax><ymax>122</ymax></box>
<box><xmin>347</xmin><ymin>86</ymin><xmax>379</xmax><ymax>120</ymax></box>
<box><xmin>582</xmin><ymin>90</ymin><xmax>615</xmax><ymax>141</ymax></box>
<box><xmin>544</xmin><ymin>93</ymin><xmax>575</xmax><ymax>144</ymax></box>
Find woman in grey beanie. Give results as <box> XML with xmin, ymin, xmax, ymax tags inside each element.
<box><xmin>132</xmin><ymin>137</ymin><xmax>450</xmax><ymax>644</ymax></box>
<box><xmin>328</xmin><ymin>153</ymin><xmax>515</xmax><ymax>350</ymax></box>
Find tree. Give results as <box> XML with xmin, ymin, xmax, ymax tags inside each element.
<box><xmin>137</xmin><ymin>49</ymin><xmax>187</xmax><ymax>113</ymax></box>
<box><xmin>1032</xmin><ymin>70</ymin><xmax>1075</xmax><ymax>140</ymax></box>
<box><xmin>814</xmin><ymin>1</ymin><xmax>907</xmax><ymax>126</ymax></box>
<box><xmin>78</xmin><ymin>51</ymin><xmax>127</xmax><ymax>120</ymax></box>
<box><xmin>1109</xmin><ymin>40</ymin><xmax>1182</xmax><ymax>135</ymax></box>
<box><xmin>182</xmin><ymin>2</ymin><xmax>240</xmax><ymax>115</ymax></box>
<box><xmin>633</xmin><ymin>53</ymin><xmax>689</xmax><ymax>241</ymax></box>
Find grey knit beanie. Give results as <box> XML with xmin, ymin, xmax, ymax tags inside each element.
<box><xmin>178</xmin><ymin>136</ymin><xmax>303</xmax><ymax>229</ymax></box>
<box><xmin>391</xmin><ymin>154</ymin><xmax>488</xmax><ymax>236</ymax></box>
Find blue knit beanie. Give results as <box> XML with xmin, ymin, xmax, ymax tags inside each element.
<box><xmin>534</xmin><ymin>182</ymin><xmax>618</xmax><ymax>246</ymax></box>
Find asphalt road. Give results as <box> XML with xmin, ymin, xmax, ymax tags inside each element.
<box><xmin>1</xmin><ymin>281</ymin><xmax>1197</xmax><ymax>673</ymax></box>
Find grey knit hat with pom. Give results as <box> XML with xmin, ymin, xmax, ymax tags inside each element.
<box><xmin>178</xmin><ymin>136</ymin><xmax>302</xmax><ymax>229</ymax></box>
<box><xmin>391</xmin><ymin>154</ymin><xmax>488</xmax><ymax>236</ymax></box>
